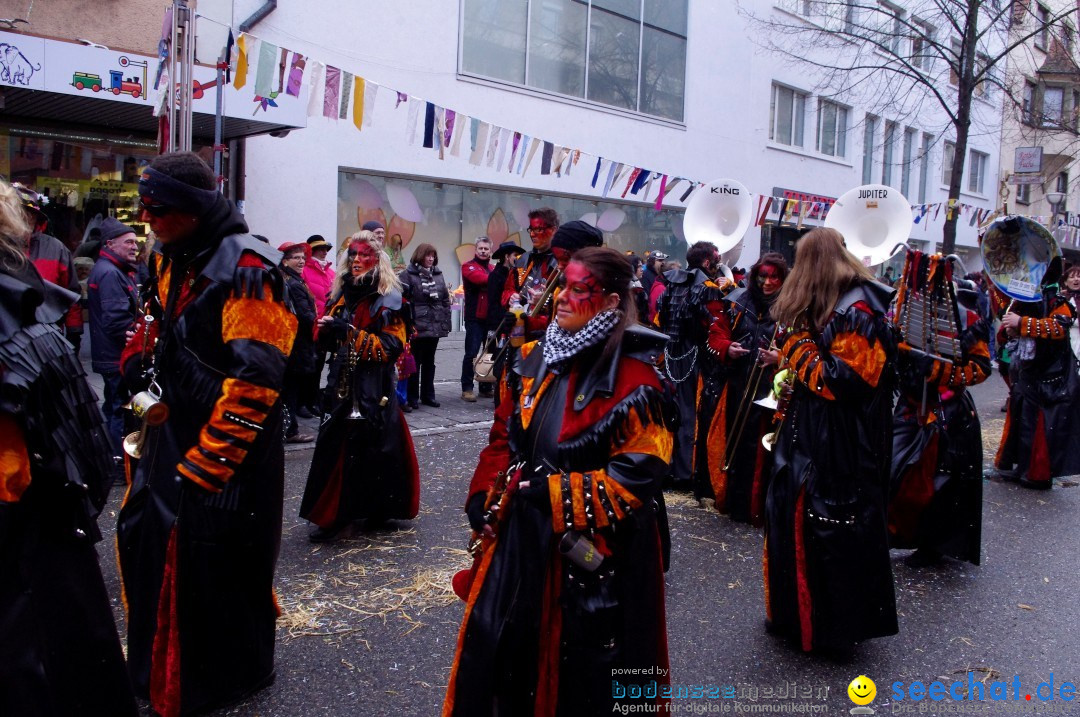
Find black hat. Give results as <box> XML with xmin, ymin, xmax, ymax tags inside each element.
<box><xmin>361</xmin><ymin>220</ymin><xmax>385</xmax><ymax>232</ymax></box>
<box><xmin>492</xmin><ymin>241</ymin><xmax>526</xmax><ymax>261</ymax></box>
<box><xmin>99</xmin><ymin>217</ymin><xmax>135</xmax><ymax>244</ymax></box>
<box><xmin>550</xmin><ymin>220</ymin><xmax>604</xmax><ymax>253</ymax></box>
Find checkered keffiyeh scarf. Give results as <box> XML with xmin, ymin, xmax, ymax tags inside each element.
<box><xmin>542</xmin><ymin>309</ymin><xmax>622</xmax><ymax>371</ymax></box>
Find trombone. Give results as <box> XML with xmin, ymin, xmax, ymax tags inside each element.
<box><xmin>722</xmin><ymin>324</ymin><xmax>779</xmax><ymax>470</ymax></box>
<box><xmin>527</xmin><ymin>268</ymin><xmax>563</xmax><ymax>319</ymax></box>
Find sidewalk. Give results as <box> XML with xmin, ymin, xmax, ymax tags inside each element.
<box><xmin>79</xmin><ymin>332</ymin><xmax>495</xmax><ymax>453</ymax></box>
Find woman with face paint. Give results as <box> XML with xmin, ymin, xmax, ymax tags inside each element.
<box><xmin>763</xmin><ymin>228</ymin><xmax>899</xmax><ymax>655</ymax></box>
<box><xmin>444</xmin><ymin>247</ymin><xmax>675</xmax><ymax>716</ymax></box>
<box><xmin>299</xmin><ymin>234</ymin><xmax>420</xmax><ymax>542</ymax></box>
<box><xmin>697</xmin><ymin>253</ymin><xmax>788</xmax><ymax>525</ymax></box>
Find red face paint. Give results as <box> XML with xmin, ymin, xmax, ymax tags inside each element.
<box><xmin>352</xmin><ymin>243</ymin><xmax>379</xmax><ymax>276</ymax></box>
<box><xmin>528</xmin><ymin>217</ymin><xmax>554</xmax><ymax>251</ymax></box>
<box><xmin>553</xmin><ymin>246</ymin><xmax>572</xmax><ymax>271</ymax></box>
<box><xmin>555</xmin><ymin>261</ymin><xmax>607</xmax><ymax>333</ymax></box>
<box><xmin>757</xmin><ymin>265</ymin><xmax>782</xmax><ymax>295</ymax></box>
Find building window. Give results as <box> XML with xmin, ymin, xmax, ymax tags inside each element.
<box><xmin>843</xmin><ymin>1</ymin><xmax>857</xmax><ymax>32</ymax></box>
<box><xmin>942</xmin><ymin>140</ymin><xmax>956</xmax><ymax>186</ymax></box>
<box><xmin>968</xmin><ymin>150</ymin><xmax>988</xmax><ymax>193</ymax></box>
<box><xmin>770</xmin><ymin>83</ymin><xmax>807</xmax><ymax>146</ymax></box>
<box><xmin>910</xmin><ymin>20</ymin><xmax>933</xmax><ymax>71</ymax></box>
<box><xmin>1057</xmin><ymin>170</ymin><xmax>1069</xmax><ymax>193</ymax></box>
<box><xmin>882</xmin><ymin>120</ymin><xmax>897</xmax><ymax>186</ymax></box>
<box><xmin>862</xmin><ymin>115</ymin><xmax>878</xmax><ymax>184</ymax></box>
<box><xmin>919</xmin><ymin>133</ymin><xmax>933</xmax><ymax>202</ymax></box>
<box><xmin>974</xmin><ymin>53</ymin><xmax>991</xmax><ymax>97</ymax></box>
<box><xmin>460</xmin><ymin>0</ymin><xmax>688</xmax><ymax>122</ymax></box>
<box><xmin>780</xmin><ymin>0</ymin><xmax>816</xmax><ymax>17</ymax></box>
<box><xmin>901</xmin><ymin>127</ymin><xmax>917</xmax><ymax>196</ymax></box>
<box><xmin>1022</xmin><ymin>81</ymin><xmax>1036</xmax><ymax>124</ymax></box>
<box><xmin>1036</xmin><ymin>3</ymin><xmax>1050</xmax><ymax>50</ymax></box>
<box><xmin>1042</xmin><ymin>86</ymin><xmax>1064</xmax><ymax>126</ymax></box>
<box><xmin>1016</xmin><ymin>182</ymin><xmax>1031</xmax><ymax>204</ymax></box>
<box><xmin>879</xmin><ymin>2</ymin><xmax>903</xmax><ymax>54</ymax></box>
<box><xmin>817</xmin><ymin>100</ymin><xmax>848</xmax><ymax>157</ymax></box>
<box><xmin>949</xmin><ymin>38</ymin><xmax>962</xmax><ymax>85</ymax></box>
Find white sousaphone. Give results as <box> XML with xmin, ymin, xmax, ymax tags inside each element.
<box><xmin>683</xmin><ymin>178</ymin><xmax>753</xmax><ymax>280</ymax></box>
<box><xmin>824</xmin><ymin>183</ymin><xmax>912</xmax><ymax>266</ymax></box>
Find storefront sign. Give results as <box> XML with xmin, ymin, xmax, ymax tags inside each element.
<box><xmin>1014</xmin><ymin>146</ymin><xmax>1042</xmax><ymax>174</ymax></box>
<box><xmin>769</xmin><ymin>186</ymin><xmax>837</xmax><ymax>219</ymax></box>
<box><xmin>0</xmin><ymin>29</ymin><xmax>306</xmax><ymax>128</ymax></box>
<box><xmin>1011</xmin><ymin>174</ymin><xmax>1044</xmax><ymax>185</ymax></box>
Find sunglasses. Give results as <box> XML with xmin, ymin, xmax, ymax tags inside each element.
<box><xmin>527</xmin><ymin>226</ymin><xmax>553</xmax><ymax>235</ymax></box>
<box><xmin>140</xmin><ymin>199</ymin><xmax>174</xmax><ymax>217</ymax></box>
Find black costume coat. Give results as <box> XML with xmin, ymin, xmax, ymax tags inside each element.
<box><xmin>445</xmin><ymin>326</ymin><xmax>675</xmax><ymax>716</ymax></box>
<box><xmin>300</xmin><ymin>283</ymin><xmax>420</xmax><ymax>527</ymax></box>
<box><xmin>0</xmin><ymin>264</ymin><xmax>137</xmax><ymax>717</ymax></box>
<box><xmin>764</xmin><ymin>281</ymin><xmax>899</xmax><ymax>653</ymax></box>
<box><xmin>116</xmin><ymin>199</ymin><xmax>297</xmax><ymax>716</ymax></box>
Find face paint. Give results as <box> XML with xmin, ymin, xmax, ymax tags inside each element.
<box><xmin>528</xmin><ymin>218</ymin><xmax>554</xmax><ymax>251</ymax></box>
<box><xmin>555</xmin><ymin>261</ymin><xmax>607</xmax><ymax>333</ymax></box>
<box><xmin>352</xmin><ymin>243</ymin><xmax>378</xmax><ymax>276</ymax></box>
<box><xmin>757</xmin><ymin>265</ymin><xmax>783</xmax><ymax>295</ymax></box>
<box><xmin>552</xmin><ymin>246</ymin><xmax>572</xmax><ymax>271</ymax></box>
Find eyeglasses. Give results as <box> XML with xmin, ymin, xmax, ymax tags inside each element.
<box><xmin>140</xmin><ymin>198</ymin><xmax>174</xmax><ymax>217</ymax></box>
<box><xmin>527</xmin><ymin>226</ymin><xmax>552</xmax><ymax>235</ymax></box>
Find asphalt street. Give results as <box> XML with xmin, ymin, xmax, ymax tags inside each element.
<box><xmin>87</xmin><ymin>339</ymin><xmax>1080</xmax><ymax>716</ymax></box>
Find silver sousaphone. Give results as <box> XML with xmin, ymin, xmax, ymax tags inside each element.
<box><xmin>683</xmin><ymin>177</ymin><xmax>754</xmax><ymax>281</ymax></box>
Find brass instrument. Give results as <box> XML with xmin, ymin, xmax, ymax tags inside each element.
<box><xmin>722</xmin><ymin>324</ymin><xmax>780</xmax><ymax>470</ymax></box>
<box><xmin>123</xmin><ymin>314</ymin><xmax>166</xmax><ymax>459</ymax></box>
<box><xmin>760</xmin><ymin>313</ymin><xmax>807</xmax><ymax>452</ymax></box>
<box><xmin>331</xmin><ymin>305</ymin><xmax>366</xmax><ymax>421</ymax></box>
<box><xmin>527</xmin><ymin>269</ymin><xmax>563</xmax><ymax>319</ymax></box>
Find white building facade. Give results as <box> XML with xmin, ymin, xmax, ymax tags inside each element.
<box><xmin>234</xmin><ymin>0</ymin><xmax>1001</xmax><ymax>280</ymax></box>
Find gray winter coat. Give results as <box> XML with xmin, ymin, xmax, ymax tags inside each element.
<box><xmin>400</xmin><ymin>263</ymin><xmax>452</xmax><ymax>338</ymax></box>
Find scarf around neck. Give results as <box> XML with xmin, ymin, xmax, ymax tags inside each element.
<box><xmin>542</xmin><ymin>309</ymin><xmax>622</xmax><ymax>372</ymax></box>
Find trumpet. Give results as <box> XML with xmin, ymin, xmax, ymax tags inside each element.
<box><xmin>760</xmin><ymin>314</ymin><xmax>807</xmax><ymax>452</ymax></box>
<box><xmin>527</xmin><ymin>269</ymin><xmax>563</xmax><ymax>319</ymax></box>
<box><xmin>723</xmin><ymin>324</ymin><xmax>780</xmax><ymax>470</ymax></box>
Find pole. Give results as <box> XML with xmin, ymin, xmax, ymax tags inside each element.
<box><xmin>213</xmin><ymin>47</ymin><xmax>225</xmax><ymax>190</ymax></box>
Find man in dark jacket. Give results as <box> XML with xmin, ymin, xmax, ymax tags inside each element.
<box><xmin>460</xmin><ymin>236</ymin><xmax>493</xmax><ymax>402</ymax></box>
<box><xmin>486</xmin><ymin>241</ymin><xmax>525</xmax><ymax>337</ymax></box>
<box><xmin>501</xmin><ymin>207</ymin><xmax>559</xmax><ymax>341</ymax></box>
<box><xmin>278</xmin><ymin>241</ymin><xmax>316</xmax><ymax>442</ymax></box>
<box><xmin>87</xmin><ymin>217</ymin><xmax>140</xmax><ymax>454</ymax></box>
<box><xmin>116</xmin><ymin>152</ymin><xmax>297</xmax><ymax>717</ymax></box>
<box><xmin>640</xmin><ymin>251</ymin><xmax>667</xmax><ymax>296</ymax></box>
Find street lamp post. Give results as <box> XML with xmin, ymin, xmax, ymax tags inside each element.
<box><xmin>1046</xmin><ymin>190</ymin><xmax>1066</xmax><ymax>224</ymax></box>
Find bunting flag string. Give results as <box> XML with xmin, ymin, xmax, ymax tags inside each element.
<box><xmin>207</xmin><ymin>24</ymin><xmax>1001</xmax><ymax>219</ymax></box>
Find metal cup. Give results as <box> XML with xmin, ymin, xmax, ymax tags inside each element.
<box><xmin>128</xmin><ymin>391</ymin><xmax>169</xmax><ymax>426</ymax></box>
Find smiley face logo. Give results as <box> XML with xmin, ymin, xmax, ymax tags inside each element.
<box><xmin>848</xmin><ymin>675</ymin><xmax>877</xmax><ymax>705</ymax></box>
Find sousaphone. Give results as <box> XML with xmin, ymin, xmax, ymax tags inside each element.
<box><xmin>824</xmin><ymin>183</ymin><xmax>912</xmax><ymax>266</ymax></box>
<box><xmin>979</xmin><ymin>215</ymin><xmax>1059</xmax><ymax>303</ymax></box>
<box><xmin>683</xmin><ymin>178</ymin><xmax>753</xmax><ymax>281</ymax></box>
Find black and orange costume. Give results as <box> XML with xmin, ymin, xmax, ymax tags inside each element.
<box><xmin>116</xmin><ymin>198</ymin><xmax>297</xmax><ymax>716</ymax></box>
<box><xmin>501</xmin><ymin>247</ymin><xmax>559</xmax><ymax>340</ymax></box>
<box><xmin>764</xmin><ymin>281</ymin><xmax>899</xmax><ymax>653</ymax></box>
<box><xmin>994</xmin><ymin>290</ymin><xmax>1080</xmax><ymax>488</ymax></box>
<box><xmin>889</xmin><ymin>300</ymin><xmax>990</xmax><ymax>565</ymax></box>
<box><xmin>444</xmin><ymin>325</ymin><xmax>674</xmax><ymax>716</ymax></box>
<box><xmin>0</xmin><ymin>261</ymin><xmax>137</xmax><ymax>716</ymax></box>
<box><xmin>700</xmin><ymin>284</ymin><xmax>780</xmax><ymax>525</ymax></box>
<box><xmin>300</xmin><ymin>275</ymin><xmax>420</xmax><ymax>530</ymax></box>
<box><xmin>654</xmin><ymin>266</ymin><xmax>728</xmax><ymax>491</ymax></box>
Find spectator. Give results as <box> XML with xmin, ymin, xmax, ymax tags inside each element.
<box><xmin>362</xmin><ymin>220</ymin><xmax>386</xmax><ymax>247</ymax></box>
<box><xmin>13</xmin><ymin>183</ymin><xmax>83</xmax><ymax>352</ymax></box>
<box><xmin>134</xmin><ymin>237</ymin><xmax>152</xmax><ymax>288</ymax></box>
<box><xmin>641</xmin><ymin>251</ymin><xmax>667</xmax><ymax>295</ymax></box>
<box><xmin>628</xmin><ymin>254</ymin><xmax>649</xmax><ymax>320</ymax></box>
<box><xmin>400</xmin><ymin>242</ymin><xmax>451</xmax><ymax>408</ymax></box>
<box><xmin>86</xmin><ymin>217</ymin><xmax>140</xmax><ymax>455</ymax></box>
<box><xmin>279</xmin><ymin>241</ymin><xmax>317</xmax><ymax>443</ymax></box>
<box><xmin>460</xmin><ymin>235</ymin><xmax>493</xmax><ymax>402</ymax></box>
<box><xmin>648</xmin><ymin>260</ymin><xmax>680</xmax><ymax>324</ymax></box>
<box><xmin>301</xmin><ymin>234</ymin><xmax>336</xmax><ymax>416</ymax></box>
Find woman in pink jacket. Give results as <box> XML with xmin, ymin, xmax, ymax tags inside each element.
<box><xmin>301</xmin><ymin>235</ymin><xmax>336</xmax><ymax>415</ymax></box>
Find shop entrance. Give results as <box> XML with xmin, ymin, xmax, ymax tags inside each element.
<box><xmin>759</xmin><ymin>223</ymin><xmax>811</xmax><ymax>267</ymax></box>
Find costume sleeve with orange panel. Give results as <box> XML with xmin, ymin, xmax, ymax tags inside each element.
<box><xmin>545</xmin><ymin>365</ymin><xmax>673</xmax><ymax>534</ymax></box>
<box><xmin>353</xmin><ymin>311</ymin><xmax>408</xmax><ymax>364</ymax></box>
<box><xmin>1016</xmin><ymin>300</ymin><xmax>1074</xmax><ymax>341</ymax></box>
<box><xmin>705</xmin><ymin>305</ymin><xmax>739</xmax><ymax>361</ymax></box>
<box><xmin>780</xmin><ymin>302</ymin><xmax>890</xmax><ymax>402</ymax></box>
<box><xmin>176</xmin><ymin>253</ymin><xmax>298</xmax><ymax>494</ymax></box>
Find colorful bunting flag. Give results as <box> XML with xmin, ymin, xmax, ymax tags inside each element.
<box><xmin>338</xmin><ymin>72</ymin><xmax>353</xmax><ymax>119</ymax></box>
<box><xmin>234</xmin><ymin>33</ymin><xmax>249</xmax><ymax>89</ymax></box>
<box><xmin>323</xmin><ymin>66</ymin><xmax>341</xmax><ymax>119</ymax></box>
<box><xmin>351</xmin><ymin>76</ymin><xmax>365</xmax><ymax>130</ymax></box>
<box><xmin>254</xmin><ymin>40</ymin><xmax>278</xmax><ymax>98</ymax></box>
<box><xmin>285</xmin><ymin>52</ymin><xmax>305</xmax><ymax>97</ymax></box>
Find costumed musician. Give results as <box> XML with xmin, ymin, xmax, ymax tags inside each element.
<box><xmin>654</xmin><ymin>240</ymin><xmax>733</xmax><ymax>493</ymax></box>
<box><xmin>994</xmin><ymin>253</ymin><xmax>1080</xmax><ymax>488</ymax></box>
<box><xmin>500</xmin><ymin>207</ymin><xmax>560</xmax><ymax>342</ymax></box>
<box><xmin>888</xmin><ymin>268</ymin><xmax>991</xmax><ymax>567</ymax></box>
<box><xmin>300</xmin><ymin>234</ymin><xmax>420</xmax><ymax>542</ymax></box>
<box><xmin>763</xmin><ymin>227</ymin><xmax>899</xmax><ymax>655</ymax></box>
<box><xmin>444</xmin><ymin>248</ymin><xmax>674</xmax><ymax>716</ymax></box>
<box><xmin>699</xmin><ymin>253</ymin><xmax>788</xmax><ymax>524</ymax></box>
<box><xmin>116</xmin><ymin>153</ymin><xmax>298</xmax><ymax>715</ymax></box>
<box><xmin>0</xmin><ymin>179</ymin><xmax>138</xmax><ymax>716</ymax></box>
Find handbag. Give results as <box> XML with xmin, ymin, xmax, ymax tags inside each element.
<box><xmin>473</xmin><ymin>332</ymin><xmax>499</xmax><ymax>384</ymax></box>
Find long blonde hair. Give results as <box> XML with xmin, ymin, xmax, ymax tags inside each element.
<box><xmin>0</xmin><ymin>181</ymin><xmax>30</xmax><ymax>271</ymax></box>
<box><xmin>770</xmin><ymin>227</ymin><xmax>875</xmax><ymax>331</ymax></box>
<box><xmin>331</xmin><ymin>231</ymin><xmax>402</xmax><ymax>298</ymax></box>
